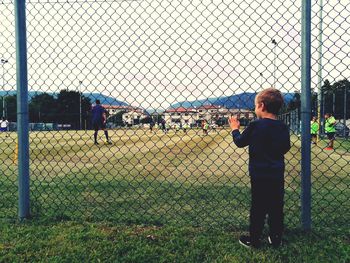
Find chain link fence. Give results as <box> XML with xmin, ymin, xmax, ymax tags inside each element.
<box><xmin>0</xmin><ymin>0</ymin><xmax>349</xmax><ymax>231</ymax></box>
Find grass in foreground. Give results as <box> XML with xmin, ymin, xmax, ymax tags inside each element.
<box><xmin>0</xmin><ymin>129</ymin><xmax>349</xmax><ymax>262</ymax></box>
<box><xmin>0</xmin><ymin>220</ymin><xmax>349</xmax><ymax>263</ymax></box>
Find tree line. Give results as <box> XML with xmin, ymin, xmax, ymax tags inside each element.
<box><xmin>320</xmin><ymin>78</ymin><xmax>350</xmax><ymax>119</ymax></box>
<box><xmin>1</xmin><ymin>79</ymin><xmax>348</xmax><ymax>128</ymax></box>
<box><xmin>0</xmin><ymin>90</ymin><xmax>92</xmax><ymax>129</ymax></box>
<box><xmin>280</xmin><ymin>78</ymin><xmax>349</xmax><ymax>120</ymax></box>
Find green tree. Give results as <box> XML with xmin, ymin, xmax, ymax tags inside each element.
<box><xmin>107</xmin><ymin>110</ymin><xmax>126</xmax><ymax>126</ymax></box>
<box><xmin>56</xmin><ymin>90</ymin><xmax>91</xmax><ymax>128</ymax></box>
<box><xmin>322</xmin><ymin>79</ymin><xmax>336</xmax><ymax>115</ymax></box>
<box><xmin>287</xmin><ymin>91</ymin><xmax>301</xmax><ymax>111</ymax></box>
<box><xmin>332</xmin><ymin>79</ymin><xmax>350</xmax><ymax>119</ymax></box>
<box><xmin>4</xmin><ymin>95</ymin><xmax>17</xmax><ymax>122</ymax></box>
<box><xmin>29</xmin><ymin>93</ymin><xmax>57</xmax><ymax>123</ymax></box>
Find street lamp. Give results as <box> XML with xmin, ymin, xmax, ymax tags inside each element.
<box><xmin>1</xmin><ymin>59</ymin><xmax>9</xmax><ymax>118</ymax></box>
<box><xmin>272</xmin><ymin>39</ymin><xmax>277</xmax><ymax>88</ymax></box>
<box><xmin>78</xmin><ymin>80</ymin><xmax>83</xmax><ymax>130</ymax></box>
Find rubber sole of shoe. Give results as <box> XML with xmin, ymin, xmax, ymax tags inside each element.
<box><xmin>239</xmin><ymin>239</ymin><xmax>251</xmax><ymax>249</ymax></box>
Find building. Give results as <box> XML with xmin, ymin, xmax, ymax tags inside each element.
<box><xmin>226</xmin><ymin>109</ymin><xmax>255</xmax><ymax>119</ymax></box>
<box><xmin>163</xmin><ymin>105</ymin><xmax>254</xmax><ymax>126</ymax></box>
<box><xmin>101</xmin><ymin>105</ymin><xmax>135</xmax><ymax>116</ymax></box>
<box><xmin>96</xmin><ymin>104</ymin><xmax>149</xmax><ymax>126</ymax></box>
<box><xmin>163</xmin><ymin>107</ymin><xmax>198</xmax><ymax>125</ymax></box>
<box><xmin>122</xmin><ymin>109</ymin><xmax>148</xmax><ymax>125</ymax></box>
<box><xmin>197</xmin><ymin>105</ymin><xmax>223</xmax><ymax>121</ymax></box>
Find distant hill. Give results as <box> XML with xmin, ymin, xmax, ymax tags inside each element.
<box><xmin>171</xmin><ymin>92</ymin><xmax>295</xmax><ymax>109</ymax></box>
<box><xmin>85</xmin><ymin>93</ymin><xmax>128</xmax><ymax>106</ymax></box>
<box><xmin>0</xmin><ymin>90</ymin><xmax>40</xmax><ymax>100</ymax></box>
<box><xmin>0</xmin><ymin>91</ymin><xmax>128</xmax><ymax>106</ymax></box>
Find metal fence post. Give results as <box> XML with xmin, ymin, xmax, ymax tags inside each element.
<box><xmin>15</xmin><ymin>0</ymin><xmax>30</xmax><ymax>219</ymax></box>
<box><xmin>301</xmin><ymin>0</ymin><xmax>312</xmax><ymax>231</ymax></box>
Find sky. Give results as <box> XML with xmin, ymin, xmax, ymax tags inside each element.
<box><xmin>1</xmin><ymin>0</ymin><xmax>349</xmax><ymax>110</ymax></box>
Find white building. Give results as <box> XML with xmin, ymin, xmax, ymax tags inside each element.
<box><xmin>102</xmin><ymin>105</ymin><xmax>135</xmax><ymax>116</ymax></box>
<box><xmin>122</xmin><ymin>109</ymin><xmax>148</xmax><ymax>125</ymax></box>
<box><xmin>163</xmin><ymin>107</ymin><xmax>198</xmax><ymax>125</ymax></box>
<box><xmin>163</xmin><ymin>105</ymin><xmax>254</xmax><ymax>125</ymax></box>
<box><xmin>197</xmin><ymin>105</ymin><xmax>223</xmax><ymax>121</ymax></box>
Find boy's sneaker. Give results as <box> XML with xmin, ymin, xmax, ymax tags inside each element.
<box><xmin>239</xmin><ymin>235</ymin><xmax>260</xmax><ymax>249</ymax></box>
<box><xmin>94</xmin><ymin>142</ymin><xmax>99</xmax><ymax>145</ymax></box>
<box><xmin>268</xmin><ymin>235</ymin><xmax>282</xmax><ymax>248</ymax></box>
<box><xmin>324</xmin><ymin>147</ymin><xmax>333</xmax><ymax>150</ymax></box>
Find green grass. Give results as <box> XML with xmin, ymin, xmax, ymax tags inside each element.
<box><xmin>0</xmin><ymin>128</ymin><xmax>349</xmax><ymax>262</ymax></box>
<box><xmin>0</xmin><ymin>220</ymin><xmax>349</xmax><ymax>263</ymax></box>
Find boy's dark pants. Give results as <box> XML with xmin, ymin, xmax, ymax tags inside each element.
<box><xmin>249</xmin><ymin>176</ymin><xmax>284</xmax><ymax>242</ymax></box>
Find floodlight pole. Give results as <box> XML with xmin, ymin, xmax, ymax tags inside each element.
<box><xmin>79</xmin><ymin>80</ymin><xmax>82</xmax><ymax>130</ymax></box>
<box><xmin>343</xmin><ymin>86</ymin><xmax>347</xmax><ymax>137</ymax></box>
<box><xmin>1</xmin><ymin>59</ymin><xmax>8</xmax><ymax>118</ymax></box>
<box><xmin>272</xmin><ymin>39</ymin><xmax>277</xmax><ymax>88</ymax></box>
<box><xmin>317</xmin><ymin>0</ymin><xmax>324</xmax><ymax>138</ymax></box>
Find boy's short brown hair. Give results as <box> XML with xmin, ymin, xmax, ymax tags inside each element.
<box><xmin>256</xmin><ymin>88</ymin><xmax>284</xmax><ymax>115</ymax></box>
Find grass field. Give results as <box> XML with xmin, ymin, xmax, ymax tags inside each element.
<box><xmin>0</xmin><ymin>128</ymin><xmax>349</xmax><ymax>262</ymax></box>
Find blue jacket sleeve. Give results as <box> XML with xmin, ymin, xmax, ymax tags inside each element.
<box><xmin>231</xmin><ymin>123</ymin><xmax>253</xmax><ymax>148</ymax></box>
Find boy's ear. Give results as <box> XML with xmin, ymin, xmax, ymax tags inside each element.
<box><xmin>259</xmin><ymin>102</ymin><xmax>266</xmax><ymax>111</ymax></box>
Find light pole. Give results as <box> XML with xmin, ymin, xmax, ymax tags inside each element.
<box><xmin>317</xmin><ymin>0</ymin><xmax>324</xmax><ymax>139</ymax></box>
<box><xmin>344</xmin><ymin>85</ymin><xmax>347</xmax><ymax>137</ymax></box>
<box><xmin>78</xmin><ymin>80</ymin><xmax>82</xmax><ymax>130</ymax></box>
<box><xmin>260</xmin><ymin>72</ymin><xmax>263</xmax><ymax>88</ymax></box>
<box><xmin>272</xmin><ymin>39</ymin><xmax>277</xmax><ymax>88</ymax></box>
<box><xmin>1</xmin><ymin>59</ymin><xmax>9</xmax><ymax>118</ymax></box>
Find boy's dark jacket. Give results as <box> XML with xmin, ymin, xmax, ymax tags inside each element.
<box><xmin>232</xmin><ymin>118</ymin><xmax>291</xmax><ymax>179</ymax></box>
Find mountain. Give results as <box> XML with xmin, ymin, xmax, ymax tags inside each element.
<box><xmin>0</xmin><ymin>91</ymin><xmax>128</xmax><ymax>106</ymax></box>
<box><xmin>170</xmin><ymin>92</ymin><xmax>295</xmax><ymax>109</ymax></box>
<box><xmin>0</xmin><ymin>90</ymin><xmax>40</xmax><ymax>100</ymax></box>
<box><xmin>85</xmin><ymin>93</ymin><xmax>128</xmax><ymax>106</ymax></box>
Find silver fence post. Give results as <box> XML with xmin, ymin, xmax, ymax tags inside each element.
<box><xmin>301</xmin><ymin>0</ymin><xmax>312</xmax><ymax>231</ymax></box>
<box><xmin>15</xmin><ymin>0</ymin><xmax>30</xmax><ymax>219</ymax></box>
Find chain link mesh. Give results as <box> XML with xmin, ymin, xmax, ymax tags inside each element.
<box><xmin>0</xmin><ymin>0</ymin><xmax>349</xmax><ymax>230</ymax></box>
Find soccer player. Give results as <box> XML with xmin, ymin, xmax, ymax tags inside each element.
<box><xmin>324</xmin><ymin>113</ymin><xmax>336</xmax><ymax>150</ymax></box>
<box><xmin>149</xmin><ymin>119</ymin><xmax>155</xmax><ymax>133</ymax></box>
<box><xmin>202</xmin><ymin>120</ymin><xmax>209</xmax><ymax>136</ymax></box>
<box><xmin>310</xmin><ymin>116</ymin><xmax>319</xmax><ymax>145</ymax></box>
<box><xmin>91</xmin><ymin>100</ymin><xmax>111</xmax><ymax>145</ymax></box>
<box><xmin>183</xmin><ymin>121</ymin><xmax>190</xmax><ymax>134</ymax></box>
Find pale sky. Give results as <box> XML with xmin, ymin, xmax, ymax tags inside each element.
<box><xmin>1</xmin><ymin>0</ymin><xmax>349</xmax><ymax>110</ymax></box>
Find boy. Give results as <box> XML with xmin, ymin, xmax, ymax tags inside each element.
<box><xmin>229</xmin><ymin>88</ymin><xmax>291</xmax><ymax>249</ymax></box>
<box><xmin>91</xmin><ymin>100</ymin><xmax>112</xmax><ymax>145</ymax></box>
<box><xmin>310</xmin><ymin>116</ymin><xmax>319</xmax><ymax>145</ymax></box>
<box><xmin>324</xmin><ymin>113</ymin><xmax>336</xmax><ymax>150</ymax></box>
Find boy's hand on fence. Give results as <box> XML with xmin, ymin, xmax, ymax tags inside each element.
<box><xmin>228</xmin><ymin>116</ymin><xmax>240</xmax><ymax>131</ymax></box>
